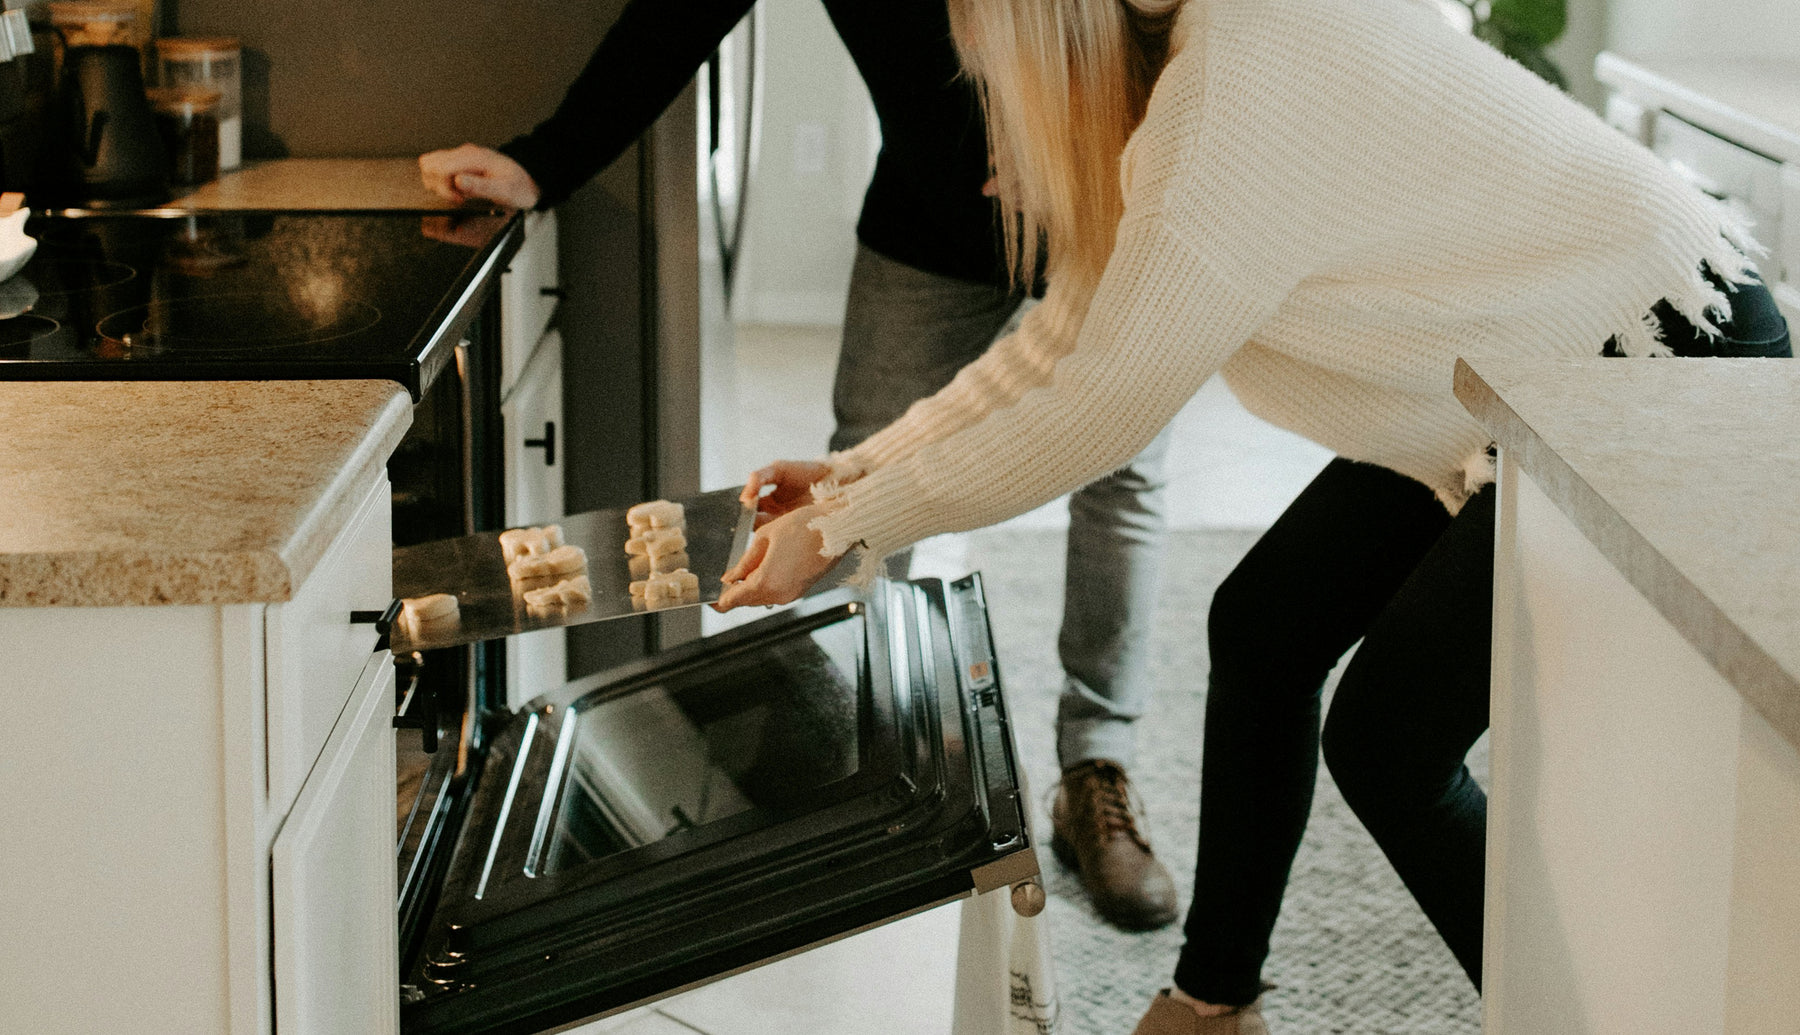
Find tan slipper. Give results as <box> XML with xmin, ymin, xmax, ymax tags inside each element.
<box><xmin>1129</xmin><ymin>988</ymin><xmax>1271</xmax><ymax>1035</ymax></box>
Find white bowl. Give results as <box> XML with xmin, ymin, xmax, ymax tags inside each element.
<box><xmin>0</xmin><ymin>208</ymin><xmax>36</xmax><ymax>283</ymax></box>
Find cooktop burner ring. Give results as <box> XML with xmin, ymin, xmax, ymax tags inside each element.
<box><xmin>0</xmin><ymin>313</ymin><xmax>62</xmax><ymax>354</ymax></box>
<box><xmin>95</xmin><ymin>290</ymin><xmax>385</xmax><ymax>355</ymax></box>
<box><xmin>30</xmin><ymin>260</ymin><xmax>138</xmax><ymax>298</ymax></box>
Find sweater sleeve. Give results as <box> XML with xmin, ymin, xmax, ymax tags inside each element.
<box><xmin>498</xmin><ymin>0</ymin><xmax>757</xmax><ymax>210</ymax></box>
<box><xmin>810</xmin><ymin>210</ymin><xmax>1288</xmax><ymax>561</ymax></box>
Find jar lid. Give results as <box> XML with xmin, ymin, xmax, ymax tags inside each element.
<box><xmin>153</xmin><ymin>35</ymin><xmax>241</xmax><ymax>56</ymax></box>
<box><xmin>48</xmin><ymin>0</ymin><xmax>138</xmax><ymax>25</ymax></box>
<box><xmin>146</xmin><ymin>85</ymin><xmax>224</xmax><ymax>115</ymax></box>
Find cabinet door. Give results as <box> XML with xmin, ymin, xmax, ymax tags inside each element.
<box><xmin>272</xmin><ymin>655</ymin><xmax>399</xmax><ymax>1035</ymax></box>
<box><xmin>502</xmin><ymin>329</ymin><xmax>568</xmax><ymax>708</ymax></box>
<box><xmin>500</xmin><ymin>211</ymin><xmax>560</xmax><ymax>398</ymax></box>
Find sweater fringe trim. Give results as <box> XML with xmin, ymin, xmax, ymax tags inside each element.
<box><xmin>804</xmin><ymin>509</ymin><xmax>886</xmax><ymax>589</ymax></box>
<box><xmin>1435</xmin><ymin>446</ymin><xmax>1498</xmax><ymax>514</ymax></box>
<box><xmin>1609</xmin><ymin>199</ymin><xmax>1761</xmax><ymax>358</ymax></box>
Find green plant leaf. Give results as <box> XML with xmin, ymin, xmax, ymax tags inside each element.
<box><xmin>1487</xmin><ymin>0</ymin><xmax>1566</xmax><ymax>48</ymax></box>
<box><xmin>1501</xmin><ymin>41</ymin><xmax>1570</xmax><ymax>90</ymax></box>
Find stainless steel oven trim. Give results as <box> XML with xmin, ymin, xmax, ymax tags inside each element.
<box><xmin>418</xmin><ymin>221</ymin><xmax>518</xmax><ymax>397</ymax></box>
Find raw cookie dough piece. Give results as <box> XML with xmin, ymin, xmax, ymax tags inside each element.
<box><xmin>523</xmin><ymin>575</ymin><xmax>592</xmax><ymax>614</ymax></box>
<box><xmin>624</xmin><ymin>527</ymin><xmax>687</xmax><ymax>559</ymax></box>
<box><xmin>649</xmin><ymin>549</ymin><xmax>689</xmax><ymax>575</ymax></box>
<box><xmin>643</xmin><ymin>568</ymin><xmax>701</xmax><ymax>609</ymax></box>
<box><xmin>509</xmin><ymin>543</ymin><xmax>588</xmax><ymax>580</ymax></box>
<box><xmin>402</xmin><ymin>593</ymin><xmax>460</xmax><ymax>627</ymax></box>
<box><xmin>628</xmin><ymin>554</ymin><xmax>651</xmax><ymax>580</ymax></box>
<box><xmin>500</xmin><ymin>524</ymin><xmax>564</xmax><ymax>564</ymax></box>
<box><xmin>626</xmin><ymin>499</ymin><xmax>685</xmax><ymax>534</ymax></box>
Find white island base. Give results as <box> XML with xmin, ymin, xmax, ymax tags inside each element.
<box><xmin>1482</xmin><ymin>427</ymin><xmax>1800</xmax><ymax>1033</ymax></box>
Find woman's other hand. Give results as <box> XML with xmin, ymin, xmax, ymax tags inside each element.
<box><xmin>715</xmin><ymin>504</ymin><xmax>842</xmax><ymax>610</ymax></box>
<box><xmin>419</xmin><ymin>144</ymin><xmax>542</xmax><ymax>210</ymax></box>
<box><xmin>740</xmin><ymin>459</ymin><xmax>836</xmax><ymax>529</ymax></box>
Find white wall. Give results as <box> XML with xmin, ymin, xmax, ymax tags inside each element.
<box><xmin>1606</xmin><ymin>0</ymin><xmax>1800</xmax><ymax>60</ymax></box>
<box><xmin>1554</xmin><ymin>0</ymin><xmax>1612</xmax><ymax>112</ymax></box>
<box><xmin>731</xmin><ymin>0</ymin><xmax>878</xmax><ymax>327</ymax></box>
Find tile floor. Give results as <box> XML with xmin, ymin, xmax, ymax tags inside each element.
<box><xmin>580</xmin><ymin>321</ymin><xmax>1331</xmax><ymax>1035</ymax></box>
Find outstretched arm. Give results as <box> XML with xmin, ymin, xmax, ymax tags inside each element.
<box><xmin>499</xmin><ymin>0</ymin><xmax>758</xmax><ymax>209</ymax></box>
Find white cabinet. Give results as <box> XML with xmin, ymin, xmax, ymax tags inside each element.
<box><xmin>500</xmin><ymin>210</ymin><xmax>561</xmax><ymax>399</ymax></box>
<box><xmin>502</xmin><ymin>338</ymin><xmax>568</xmax><ymax>709</ymax></box>
<box><xmin>272</xmin><ymin>655</ymin><xmax>400</xmax><ymax>1035</ymax></box>
<box><xmin>0</xmin><ymin>464</ymin><xmax>400</xmax><ymax>1035</ymax></box>
<box><xmin>1597</xmin><ymin>53</ymin><xmax>1800</xmax><ymax>328</ymax></box>
<box><xmin>265</xmin><ymin>475</ymin><xmax>394</xmax><ymax>814</ymax></box>
<box><xmin>501</xmin><ymin>214</ymin><xmax>568</xmax><ymax>709</ymax></box>
<box><xmin>503</xmin><ymin>328</ymin><xmax>566</xmax><ymax>531</ymax></box>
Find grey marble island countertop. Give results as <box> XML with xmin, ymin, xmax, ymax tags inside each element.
<box><xmin>0</xmin><ymin>379</ymin><xmax>410</xmax><ymax>607</ymax></box>
<box><xmin>1455</xmin><ymin>355</ymin><xmax>1800</xmax><ymax>753</ymax></box>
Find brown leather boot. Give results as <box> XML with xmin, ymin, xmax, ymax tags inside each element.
<box><xmin>1130</xmin><ymin>989</ymin><xmax>1271</xmax><ymax>1035</ymax></box>
<box><xmin>1050</xmin><ymin>759</ymin><xmax>1178</xmax><ymax>930</ymax></box>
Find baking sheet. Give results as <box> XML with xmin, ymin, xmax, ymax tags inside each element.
<box><xmin>388</xmin><ymin>487</ymin><xmax>756</xmax><ymax>654</ymax></box>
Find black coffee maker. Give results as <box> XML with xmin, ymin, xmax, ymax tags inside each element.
<box><xmin>50</xmin><ymin>44</ymin><xmax>168</xmax><ymax>207</ymax></box>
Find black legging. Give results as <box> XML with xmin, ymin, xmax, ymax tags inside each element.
<box><xmin>1173</xmin><ymin>273</ymin><xmax>1791</xmax><ymax>1007</ymax></box>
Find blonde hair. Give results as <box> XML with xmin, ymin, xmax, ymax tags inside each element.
<box><xmin>949</xmin><ymin>0</ymin><xmax>1182</xmax><ymax>293</ymax></box>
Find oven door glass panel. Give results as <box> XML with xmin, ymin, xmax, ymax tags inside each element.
<box><xmin>537</xmin><ymin>610</ymin><xmax>866</xmax><ymax>873</ymax></box>
<box><xmin>402</xmin><ymin>576</ymin><xmax>1034</xmax><ymax>1035</ymax></box>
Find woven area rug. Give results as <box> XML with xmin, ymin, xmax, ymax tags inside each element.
<box><xmin>961</xmin><ymin>526</ymin><xmax>1486</xmax><ymax>1035</ymax></box>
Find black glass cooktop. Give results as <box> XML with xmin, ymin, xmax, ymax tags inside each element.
<box><xmin>0</xmin><ymin>210</ymin><xmax>520</xmax><ymax>399</ymax></box>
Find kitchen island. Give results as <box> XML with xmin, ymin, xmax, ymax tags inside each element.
<box><xmin>1455</xmin><ymin>356</ymin><xmax>1800</xmax><ymax>1034</ymax></box>
<box><xmin>0</xmin><ymin>379</ymin><xmax>409</xmax><ymax>1034</ymax></box>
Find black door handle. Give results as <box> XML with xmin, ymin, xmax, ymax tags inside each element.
<box><xmin>524</xmin><ymin>420</ymin><xmax>556</xmax><ymax>467</ymax></box>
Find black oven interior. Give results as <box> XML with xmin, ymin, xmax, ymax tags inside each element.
<box><xmin>398</xmin><ymin>576</ymin><xmax>1028</xmax><ymax>1035</ymax></box>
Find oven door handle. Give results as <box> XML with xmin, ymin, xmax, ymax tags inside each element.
<box><xmin>390</xmin><ymin>653</ymin><xmax>437</xmax><ymax>753</ymax></box>
<box><xmin>350</xmin><ymin>598</ymin><xmax>405</xmax><ymax>651</ymax></box>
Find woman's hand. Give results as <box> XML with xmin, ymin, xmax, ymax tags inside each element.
<box><xmin>740</xmin><ymin>459</ymin><xmax>836</xmax><ymax>529</ymax></box>
<box><xmin>715</xmin><ymin>503</ymin><xmax>842</xmax><ymax>610</ymax></box>
<box><xmin>419</xmin><ymin>144</ymin><xmax>541</xmax><ymax>210</ymax></box>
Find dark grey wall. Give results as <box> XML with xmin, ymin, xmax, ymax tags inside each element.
<box><xmin>169</xmin><ymin>0</ymin><xmax>618</xmax><ymax>158</ymax></box>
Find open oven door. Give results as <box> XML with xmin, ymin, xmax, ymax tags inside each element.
<box><xmin>400</xmin><ymin>574</ymin><xmax>1037</xmax><ymax>1035</ymax></box>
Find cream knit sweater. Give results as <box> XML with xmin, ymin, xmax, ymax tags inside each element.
<box><xmin>808</xmin><ymin>0</ymin><xmax>1757</xmax><ymax>571</ymax></box>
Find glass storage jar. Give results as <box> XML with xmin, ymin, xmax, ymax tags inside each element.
<box><xmin>145</xmin><ymin>85</ymin><xmax>221</xmax><ymax>186</ymax></box>
<box><xmin>154</xmin><ymin>35</ymin><xmax>240</xmax><ymax>170</ymax></box>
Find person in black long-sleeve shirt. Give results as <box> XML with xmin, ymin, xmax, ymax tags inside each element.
<box><xmin>419</xmin><ymin>0</ymin><xmax>1179</xmax><ymax>931</ymax></box>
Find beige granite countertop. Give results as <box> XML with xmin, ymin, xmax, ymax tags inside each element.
<box><xmin>1456</xmin><ymin>356</ymin><xmax>1800</xmax><ymax>752</ymax></box>
<box><xmin>171</xmin><ymin>158</ymin><xmax>471</xmax><ymax>211</ymax></box>
<box><xmin>0</xmin><ymin>380</ymin><xmax>410</xmax><ymax>607</ymax></box>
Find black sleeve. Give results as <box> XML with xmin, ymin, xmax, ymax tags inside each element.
<box><xmin>499</xmin><ymin>0</ymin><xmax>758</xmax><ymax>209</ymax></box>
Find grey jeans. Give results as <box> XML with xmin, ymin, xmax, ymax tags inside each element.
<box><xmin>831</xmin><ymin>244</ymin><xmax>1171</xmax><ymax>769</ymax></box>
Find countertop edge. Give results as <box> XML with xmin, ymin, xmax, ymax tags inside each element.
<box><xmin>0</xmin><ymin>382</ymin><xmax>413</xmax><ymax>609</ymax></box>
<box><xmin>0</xmin><ymin>550</ymin><xmax>291</xmax><ymax>608</ymax></box>
<box><xmin>274</xmin><ymin>386</ymin><xmax>412</xmax><ymax>595</ymax></box>
<box><xmin>1453</xmin><ymin>357</ymin><xmax>1800</xmax><ymax>755</ymax></box>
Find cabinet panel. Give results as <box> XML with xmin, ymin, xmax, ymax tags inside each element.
<box><xmin>503</xmin><ymin>329</ymin><xmax>568</xmax><ymax>708</ymax></box>
<box><xmin>267</xmin><ymin>474</ymin><xmax>395</xmax><ymax>815</ymax></box>
<box><xmin>1652</xmin><ymin>112</ymin><xmax>1785</xmax><ymax>282</ymax></box>
<box><xmin>272</xmin><ymin>655</ymin><xmax>399</xmax><ymax>1035</ymax></box>
<box><xmin>501</xmin><ymin>211</ymin><xmax>560</xmax><ymax>397</ymax></box>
